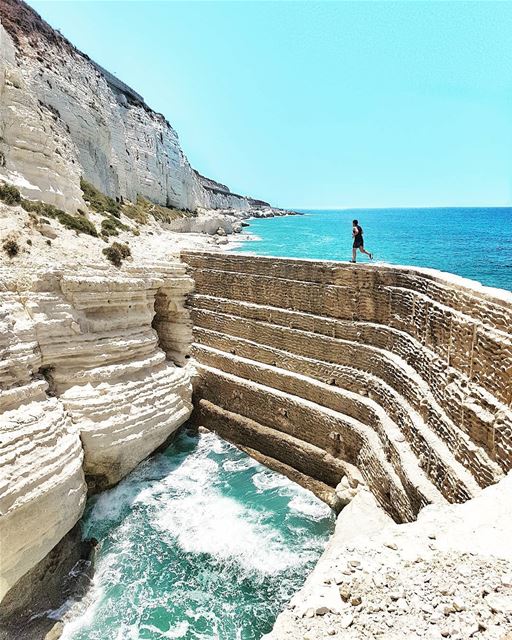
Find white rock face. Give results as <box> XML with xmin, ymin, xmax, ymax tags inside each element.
<box><xmin>0</xmin><ymin>261</ymin><xmax>194</xmax><ymax>601</ymax></box>
<box><xmin>0</xmin><ymin>1</ymin><xmax>261</xmax><ymax>213</ymax></box>
<box><xmin>0</xmin><ymin>21</ymin><xmax>84</xmax><ymax>212</ymax></box>
<box><xmin>0</xmin><ymin>287</ymin><xmax>86</xmax><ymax>601</ymax></box>
<box><xmin>265</xmin><ymin>479</ymin><xmax>512</xmax><ymax>640</ymax></box>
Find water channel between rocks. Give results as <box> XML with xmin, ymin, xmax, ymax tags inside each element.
<box><xmin>60</xmin><ymin>431</ymin><xmax>335</xmax><ymax>640</ymax></box>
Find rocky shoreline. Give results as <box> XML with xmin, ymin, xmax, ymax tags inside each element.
<box><xmin>0</xmin><ymin>195</ymin><xmax>297</xmax><ymax>269</ymax></box>
<box><xmin>265</xmin><ymin>484</ymin><xmax>512</xmax><ymax>640</ymax></box>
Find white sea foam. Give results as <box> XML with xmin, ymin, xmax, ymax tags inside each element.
<box><xmin>252</xmin><ymin>469</ymin><xmax>293</xmax><ymax>492</ymax></box>
<box><xmin>288</xmin><ymin>494</ymin><xmax>332</xmax><ymax>520</ymax></box>
<box><xmin>140</xmin><ymin>622</ymin><xmax>189</xmax><ymax>638</ymax></box>
<box><xmin>154</xmin><ymin>487</ymin><xmax>301</xmax><ymax>575</ymax></box>
<box><xmin>222</xmin><ymin>456</ymin><xmax>259</xmax><ymax>473</ymax></box>
<box><xmin>61</xmin><ymin>432</ymin><xmax>332</xmax><ymax>639</ymax></box>
<box><xmin>149</xmin><ymin>436</ymin><xmax>309</xmax><ymax>574</ymax></box>
<box><xmin>85</xmin><ymin>476</ymin><xmax>148</xmax><ymax>531</ymax></box>
<box><xmin>59</xmin><ymin>583</ymin><xmax>105</xmax><ymax>640</ymax></box>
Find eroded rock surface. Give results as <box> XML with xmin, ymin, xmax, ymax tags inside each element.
<box><xmin>0</xmin><ymin>262</ymin><xmax>194</xmax><ymax>602</ymax></box>
<box><xmin>182</xmin><ymin>251</ymin><xmax>512</xmax><ymax>638</ymax></box>
<box><xmin>265</xmin><ymin>480</ymin><xmax>512</xmax><ymax>640</ymax></box>
<box><xmin>0</xmin><ymin>0</ymin><xmax>274</xmax><ymax>213</ymax></box>
<box><xmin>183</xmin><ymin>253</ymin><xmax>512</xmax><ymax>519</ymax></box>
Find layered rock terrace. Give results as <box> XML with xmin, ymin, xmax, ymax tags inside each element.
<box><xmin>182</xmin><ymin>252</ymin><xmax>512</xmax><ymax>523</ymax></box>
<box><xmin>0</xmin><ymin>250</ymin><xmax>511</xmax><ymax>639</ymax></box>
<box><xmin>0</xmin><ymin>262</ymin><xmax>194</xmax><ymax>605</ymax></box>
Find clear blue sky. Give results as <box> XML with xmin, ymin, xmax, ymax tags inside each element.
<box><xmin>28</xmin><ymin>1</ymin><xmax>512</xmax><ymax>209</ymax></box>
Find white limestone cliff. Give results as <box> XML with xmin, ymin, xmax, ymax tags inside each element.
<box><xmin>0</xmin><ymin>0</ymin><xmax>270</xmax><ymax>214</ymax></box>
<box><xmin>0</xmin><ymin>17</ymin><xmax>83</xmax><ymax>212</ymax></box>
<box><xmin>0</xmin><ymin>0</ymin><xmax>295</xmax><ymax>285</ymax></box>
<box><xmin>0</xmin><ymin>262</ymin><xmax>194</xmax><ymax>602</ymax></box>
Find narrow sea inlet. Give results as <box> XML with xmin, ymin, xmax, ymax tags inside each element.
<box><xmin>61</xmin><ymin>432</ymin><xmax>334</xmax><ymax>640</ymax></box>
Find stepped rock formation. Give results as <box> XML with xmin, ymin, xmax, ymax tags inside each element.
<box><xmin>0</xmin><ymin>1</ymin><xmax>511</xmax><ymax>635</ymax></box>
<box><xmin>182</xmin><ymin>251</ymin><xmax>512</xmax><ymax>637</ymax></box>
<box><xmin>0</xmin><ymin>0</ymin><xmax>268</xmax><ymax>213</ymax></box>
<box><xmin>0</xmin><ymin>250</ymin><xmax>511</xmax><ymax>638</ymax></box>
<box><xmin>0</xmin><ymin>262</ymin><xmax>194</xmax><ymax>605</ymax></box>
<box><xmin>182</xmin><ymin>252</ymin><xmax>512</xmax><ymax>522</ymax></box>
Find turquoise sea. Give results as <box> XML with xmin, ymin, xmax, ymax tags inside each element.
<box><xmin>62</xmin><ymin>432</ymin><xmax>334</xmax><ymax>640</ymax></box>
<box><xmin>235</xmin><ymin>207</ymin><xmax>512</xmax><ymax>292</ymax></box>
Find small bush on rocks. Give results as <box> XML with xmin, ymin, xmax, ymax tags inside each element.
<box><xmin>20</xmin><ymin>197</ymin><xmax>98</xmax><ymax>237</ymax></box>
<box><xmin>122</xmin><ymin>195</ymin><xmax>194</xmax><ymax>225</ymax></box>
<box><xmin>20</xmin><ymin>199</ymin><xmax>41</xmax><ymax>213</ymax></box>
<box><xmin>102</xmin><ymin>241</ymin><xmax>131</xmax><ymax>267</ymax></box>
<box><xmin>101</xmin><ymin>216</ymin><xmax>129</xmax><ymax>238</ymax></box>
<box><xmin>2</xmin><ymin>237</ymin><xmax>19</xmax><ymax>257</ymax></box>
<box><xmin>0</xmin><ymin>182</ymin><xmax>21</xmax><ymax>206</ymax></box>
<box><xmin>80</xmin><ymin>178</ymin><xmax>121</xmax><ymax>216</ymax></box>
<box><xmin>57</xmin><ymin>211</ymin><xmax>98</xmax><ymax>236</ymax></box>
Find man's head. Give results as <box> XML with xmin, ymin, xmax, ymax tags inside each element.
<box><xmin>353</xmin><ymin>219</ymin><xmax>358</xmax><ymax>225</ymax></box>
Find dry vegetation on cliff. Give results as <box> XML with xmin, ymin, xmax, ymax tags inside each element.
<box><xmin>0</xmin><ymin>180</ymin><xmax>247</xmax><ymax>268</ymax></box>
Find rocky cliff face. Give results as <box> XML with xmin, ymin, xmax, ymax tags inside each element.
<box><xmin>182</xmin><ymin>252</ymin><xmax>512</xmax><ymax>522</ymax></box>
<box><xmin>1</xmin><ymin>252</ymin><xmax>511</xmax><ymax>638</ymax></box>
<box><xmin>0</xmin><ymin>0</ymin><xmax>266</xmax><ymax>213</ymax></box>
<box><xmin>0</xmin><ymin>262</ymin><xmax>194</xmax><ymax>603</ymax></box>
<box><xmin>182</xmin><ymin>251</ymin><xmax>512</xmax><ymax>639</ymax></box>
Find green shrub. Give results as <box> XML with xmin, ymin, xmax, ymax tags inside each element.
<box><xmin>122</xmin><ymin>196</ymin><xmax>150</xmax><ymax>224</ymax></box>
<box><xmin>22</xmin><ymin>198</ymin><xmax>97</xmax><ymax>236</ymax></box>
<box><xmin>0</xmin><ymin>182</ymin><xmax>21</xmax><ymax>206</ymax></box>
<box><xmin>121</xmin><ymin>195</ymin><xmax>194</xmax><ymax>225</ymax></box>
<box><xmin>21</xmin><ymin>199</ymin><xmax>60</xmax><ymax>219</ymax></box>
<box><xmin>101</xmin><ymin>216</ymin><xmax>129</xmax><ymax>238</ymax></box>
<box><xmin>57</xmin><ymin>211</ymin><xmax>98</xmax><ymax>237</ymax></box>
<box><xmin>20</xmin><ymin>199</ymin><xmax>40</xmax><ymax>213</ymax></box>
<box><xmin>102</xmin><ymin>241</ymin><xmax>131</xmax><ymax>267</ymax></box>
<box><xmin>2</xmin><ymin>237</ymin><xmax>19</xmax><ymax>257</ymax></box>
<box><xmin>12</xmin><ymin>189</ymin><xmax>99</xmax><ymax>237</ymax></box>
<box><xmin>80</xmin><ymin>178</ymin><xmax>121</xmax><ymax>216</ymax></box>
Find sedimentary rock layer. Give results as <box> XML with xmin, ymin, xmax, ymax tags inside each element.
<box><xmin>0</xmin><ymin>0</ymin><xmax>266</xmax><ymax>212</ymax></box>
<box><xmin>182</xmin><ymin>251</ymin><xmax>512</xmax><ymax>522</ymax></box>
<box><xmin>0</xmin><ymin>263</ymin><xmax>194</xmax><ymax>602</ymax></box>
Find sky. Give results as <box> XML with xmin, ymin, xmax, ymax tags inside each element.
<box><xmin>28</xmin><ymin>1</ymin><xmax>512</xmax><ymax>209</ymax></box>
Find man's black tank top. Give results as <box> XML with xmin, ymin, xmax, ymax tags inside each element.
<box><xmin>354</xmin><ymin>224</ymin><xmax>363</xmax><ymax>242</ymax></box>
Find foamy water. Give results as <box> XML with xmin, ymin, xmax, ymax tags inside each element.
<box><xmin>61</xmin><ymin>431</ymin><xmax>334</xmax><ymax>640</ymax></box>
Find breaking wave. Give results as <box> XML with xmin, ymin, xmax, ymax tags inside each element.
<box><xmin>61</xmin><ymin>431</ymin><xmax>334</xmax><ymax>640</ymax></box>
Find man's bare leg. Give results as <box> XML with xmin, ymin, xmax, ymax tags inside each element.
<box><xmin>351</xmin><ymin>247</ymin><xmax>357</xmax><ymax>262</ymax></box>
<box><xmin>359</xmin><ymin>247</ymin><xmax>373</xmax><ymax>259</ymax></box>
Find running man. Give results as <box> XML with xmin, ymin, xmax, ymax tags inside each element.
<box><xmin>351</xmin><ymin>219</ymin><xmax>373</xmax><ymax>263</ymax></box>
